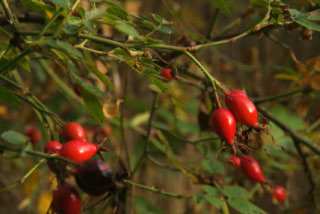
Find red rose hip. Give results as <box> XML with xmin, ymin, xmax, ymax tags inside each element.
<box><xmin>240</xmin><ymin>155</ymin><xmax>264</xmax><ymax>182</ymax></box>
<box><xmin>161</xmin><ymin>67</ymin><xmax>173</xmax><ymax>81</ymax></box>
<box><xmin>44</xmin><ymin>141</ymin><xmax>62</xmax><ymax>154</ymax></box>
<box><xmin>59</xmin><ymin>140</ymin><xmax>98</xmax><ymax>163</ymax></box>
<box><xmin>52</xmin><ymin>183</ymin><xmax>81</xmax><ymax>214</ymax></box>
<box><xmin>229</xmin><ymin>89</ymin><xmax>248</xmax><ymax>98</ymax></box>
<box><xmin>211</xmin><ymin>108</ymin><xmax>236</xmax><ymax>145</ymax></box>
<box><xmin>225</xmin><ymin>92</ymin><xmax>258</xmax><ymax>127</ymax></box>
<box><xmin>75</xmin><ymin>159</ymin><xmax>114</xmax><ymax>196</ymax></box>
<box><xmin>62</xmin><ymin>122</ymin><xmax>87</xmax><ymax>142</ymax></box>
<box><xmin>25</xmin><ymin>126</ymin><xmax>42</xmax><ymax>145</ymax></box>
<box><xmin>228</xmin><ymin>155</ymin><xmax>241</xmax><ymax>168</ymax></box>
<box><xmin>272</xmin><ymin>186</ymin><xmax>286</xmax><ymax>202</ymax></box>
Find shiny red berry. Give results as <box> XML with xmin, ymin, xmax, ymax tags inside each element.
<box><xmin>59</xmin><ymin>140</ymin><xmax>98</xmax><ymax>163</ymax></box>
<box><xmin>44</xmin><ymin>141</ymin><xmax>62</xmax><ymax>154</ymax></box>
<box><xmin>52</xmin><ymin>183</ymin><xmax>81</xmax><ymax>214</ymax></box>
<box><xmin>211</xmin><ymin>108</ymin><xmax>236</xmax><ymax>145</ymax></box>
<box><xmin>73</xmin><ymin>78</ymin><xmax>93</xmax><ymax>97</ymax></box>
<box><xmin>240</xmin><ymin>155</ymin><xmax>264</xmax><ymax>182</ymax></box>
<box><xmin>272</xmin><ymin>186</ymin><xmax>286</xmax><ymax>202</ymax></box>
<box><xmin>161</xmin><ymin>67</ymin><xmax>173</xmax><ymax>81</ymax></box>
<box><xmin>228</xmin><ymin>155</ymin><xmax>241</xmax><ymax>168</ymax></box>
<box><xmin>25</xmin><ymin>126</ymin><xmax>42</xmax><ymax>145</ymax></box>
<box><xmin>62</xmin><ymin>122</ymin><xmax>87</xmax><ymax>142</ymax></box>
<box><xmin>225</xmin><ymin>92</ymin><xmax>258</xmax><ymax>127</ymax></box>
<box><xmin>75</xmin><ymin>159</ymin><xmax>114</xmax><ymax>196</ymax></box>
<box><xmin>229</xmin><ymin>89</ymin><xmax>248</xmax><ymax>98</ymax></box>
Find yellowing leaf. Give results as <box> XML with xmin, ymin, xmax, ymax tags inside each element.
<box><xmin>38</xmin><ymin>192</ymin><xmax>53</xmax><ymax>214</ymax></box>
<box><xmin>45</xmin><ymin>10</ymin><xmax>53</xmax><ymax>19</ymax></box>
<box><xmin>103</xmin><ymin>98</ymin><xmax>123</xmax><ymax>118</ymax></box>
<box><xmin>274</xmin><ymin>74</ymin><xmax>299</xmax><ymax>81</ymax></box>
<box><xmin>131</xmin><ymin>112</ymin><xmax>150</xmax><ymax>127</ymax></box>
<box><xmin>23</xmin><ymin>163</ymin><xmax>40</xmax><ymax>196</ymax></box>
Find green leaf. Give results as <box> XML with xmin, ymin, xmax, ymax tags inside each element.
<box><xmin>151</xmin><ymin>13</ymin><xmax>172</xmax><ymax>25</ymax></box>
<box><xmin>115</xmin><ymin>21</ymin><xmax>139</xmax><ymax>37</ymax></box>
<box><xmin>223</xmin><ymin>186</ymin><xmax>249</xmax><ymax>199</ymax></box>
<box><xmin>307</xmin><ymin>9</ymin><xmax>320</xmax><ymax>21</ymax></box>
<box><xmin>50</xmin><ymin>0</ymin><xmax>71</xmax><ymax>8</ymax></box>
<box><xmin>64</xmin><ymin>17</ymin><xmax>82</xmax><ymax>35</ymax></box>
<box><xmin>1</xmin><ymin>131</ymin><xmax>29</xmax><ymax>145</ymax></box>
<box><xmin>47</xmin><ymin>39</ymin><xmax>83</xmax><ymax>59</ymax></box>
<box><xmin>0</xmin><ymin>85</ymin><xmax>21</xmax><ymax>107</ymax></box>
<box><xmin>228</xmin><ymin>198</ymin><xmax>266</xmax><ymax>214</ymax></box>
<box><xmin>250</xmin><ymin>0</ymin><xmax>269</xmax><ymax>8</ymax></box>
<box><xmin>71</xmin><ymin>72</ymin><xmax>105</xmax><ymax>99</ymax></box>
<box><xmin>142</xmin><ymin>20</ymin><xmax>157</xmax><ymax>30</ymax></box>
<box><xmin>209</xmin><ymin>0</ymin><xmax>231</xmax><ymax>16</ymax></box>
<box><xmin>83</xmin><ymin>51</ymin><xmax>114</xmax><ymax>90</ymax></box>
<box><xmin>82</xmin><ymin>89</ymin><xmax>104</xmax><ymax>124</ymax></box>
<box><xmin>152</xmin><ymin>79</ymin><xmax>167</xmax><ymax>92</ymax></box>
<box><xmin>289</xmin><ymin>9</ymin><xmax>320</xmax><ymax>32</ymax></box>
<box><xmin>193</xmin><ymin>194</ymin><xmax>204</xmax><ymax>204</ymax></box>
<box><xmin>204</xmin><ymin>195</ymin><xmax>224</xmax><ymax>208</ymax></box>
<box><xmin>21</xmin><ymin>0</ymin><xmax>52</xmax><ymax>13</ymax></box>
<box><xmin>157</xmin><ymin>25</ymin><xmax>172</xmax><ymax>34</ymax></box>
<box><xmin>85</xmin><ymin>8</ymin><xmax>106</xmax><ymax>20</ymax></box>
<box><xmin>202</xmin><ymin>185</ymin><xmax>220</xmax><ymax>196</ymax></box>
<box><xmin>202</xmin><ymin>159</ymin><xmax>225</xmax><ymax>174</ymax></box>
<box><xmin>104</xmin><ymin>0</ymin><xmax>129</xmax><ymax>20</ymax></box>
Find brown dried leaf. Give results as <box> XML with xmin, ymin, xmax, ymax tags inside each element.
<box><xmin>310</xmin><ymin>74</ymin><xmax>320</xmax><ymax>91</ymax></box>
<box><xmin>306</xmin><ymin>56</ymin><xmax>320</xmax><ymax>72</ymax></box>
<box><xmin>295</xmin><ymin>99</ymin><xmax>312</xmax><ymax>118</ymax></box>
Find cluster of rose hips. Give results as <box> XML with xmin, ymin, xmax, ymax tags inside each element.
<box><xmin>228</xmin><ymin>155</ymin><xmax>286</xmax><ymax>203</ymax></box>
<box><xmin>211</xmin><ymin>89</ymin><xmax>259</xmax><ymax>147</ymax></box>
<box><xmin>210</xmin><ymin>89</ymin><xmax>286</xmax><ymax>202</ymax></box>
<box><xmin>43</xmin><ymin>122</ymin><xmax>115</xmax><ymax>214</ymax></box>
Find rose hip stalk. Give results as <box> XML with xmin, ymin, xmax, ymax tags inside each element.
<box><xmin>240</xmin><ymin>155</ymin><xmax>264</xmax><ymax>183</ymax></box>
<box><xmin>211</xmin><ymin>108</ymin><xmax>236</xmax><ymax>145</ymax></box>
